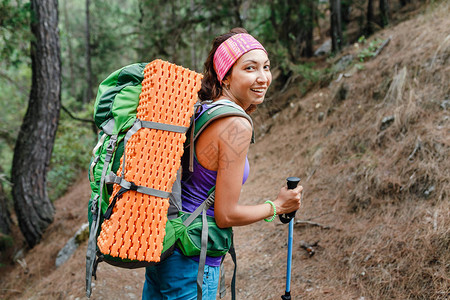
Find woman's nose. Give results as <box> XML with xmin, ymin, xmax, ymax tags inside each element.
<box><xmin>256</xmin><ymin>69</ymin><xmax>270</xmax><ymax>84</ymax></box>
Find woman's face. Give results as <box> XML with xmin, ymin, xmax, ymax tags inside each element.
<box><xmin>222</xmin><ymin>49</ymin><xmax>272</xmax><ymax>110</ymax></box>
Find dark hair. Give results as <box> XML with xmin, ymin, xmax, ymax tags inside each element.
<box><xmin>198</xmin><ymin>28</ymin><xmax>248</xmax><ymax>101</ymax></box>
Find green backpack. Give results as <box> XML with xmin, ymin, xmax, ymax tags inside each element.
<box><xmin>85</xmin><ymin>62</ymin><xmax>253</xmax><ymax>299</ymax></box>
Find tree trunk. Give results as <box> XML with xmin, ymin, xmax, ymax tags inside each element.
<box><xmin>366</xmin><ymin>0</ymin><xmax>375</xmax><ymax>35</ymax></box>
<box><xmin>84</xmin><ymin>0</ymin><xmax>93</xmax><ymax>104</ymax></box>
<box><xmin>341</xmin><ymin>0</ymin><xmax>352</xmax><ymax>24</ymax></box>
<box><xmin>232</xmin><ymin>0</ymin><xmax>243</xmax><ymax>27</ymax></box>
<box><xmin>190</xmin><ymin>0</ymin><xmax>197</xmax><ymax>70</ymax></box>
<box><xmin>137</xmin><ymin>0</ymin><xmax>145</xmax><ymax>62</ymax></box>
<box><xmin>62</xmin><ymin>0</ymin><xmax>76</xmax><ymax>97</ymax></box>
<box><xmin>400</xmin><ymin>0</ymin><xmax>411</xmax><ymax>7</ymax></box>
<box><xmin>0</xmin><ymin>173</ymin><xmax>11</xmax><ymax>236</ymax></box>
<box><xmin>330</xmin><ymin>0</ymin><xmax>343</xmax><ymax>53</ymax></box>
<box><xmin>379</xmin><ymin>0</ymin><xmax>390</xmax><ymax>27</ymax></box>
<box><xmin>11</xmin><ymin>0</ymin><xmax>61</xmax><ymax>248</ymax></box>
<box><xmin>304</xmin><ymin>0</ymin><xmax>315</xmax><ymax>57</ymax></box>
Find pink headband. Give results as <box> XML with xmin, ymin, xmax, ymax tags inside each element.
<box><xmin>213</xmin><ymin>33</ymin><xmax>267</xmax><ymax>83</ymax></box>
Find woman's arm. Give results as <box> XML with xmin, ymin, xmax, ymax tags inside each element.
<box><xmin>195</xmin><ymin>116</ymin><xmax>302</xmax><ymax>228</ymax></box>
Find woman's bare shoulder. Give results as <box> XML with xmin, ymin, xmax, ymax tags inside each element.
<box><xmin>204</xmin><ymin>116</ymin><xmax>252</xmax><ymax>144</ymax></box>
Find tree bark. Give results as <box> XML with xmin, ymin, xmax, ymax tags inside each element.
<box><xmin>400</xmin><ymin>0</ymin><xmax>411</xmax><ymax>7</ymax></box>
<box><xmin>0</xmin><ymin>173</ymin><xmax>11</xmax><ymax>236</ymax></box>
<box><xmin>330</xmin><ymin>0</ymin><xmax>343</xmax><ymax>53</ymax></box>
<box><xmin>84</xmin><ymin>0</ymin><xmax>93</xmax><ymax>103</ymax></box>
<box><xmin>379</xmin><ymin>0</ymin><xmax>390</xmax><ymax>27</ymax></box>
<box><xmin>232</xmin><ymin>0</ymin><xmax>243</xmax><ymax>27</ymax></box>
<box><xmin>11</xmin><ymin>0</ymin><xmax>61</xmax><ymax>248</ymax></box>
<box><xmin>341</xmin><ymin>0</ymin><xmax>351</xmax><ymax>24</ymax></box>
<box><xmin>190</xmin><ymin>0</ymin><xmax>197</xmax><ymax>70</ymax></box>
<box><xmin>304</xmin><ymin>0</ymin><xmax>315</xmax><ymax>57</ymax></box>
<box><xmin>62</xmin><ymin>0</ymin><xmax>76</xmax><ymax>97</ymax></box>
<box><xmin>366</xmin><ymin>0</ymin><xmax>375</xmax><ymax>35</ymax></box>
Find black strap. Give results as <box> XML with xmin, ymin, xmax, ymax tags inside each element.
<box><xmin>103</xmin><ymin>186</ymin><xmax>132</xmax><ymax>219</ymax></box>
<box><xmin>196</xmin><ymin>207</ymin><xmax>209</xmax><ymax>300</ymax></box>
<box><xmin>86</xmin><ymin>135</ymin><xmax>117</xmax><ymax>298</ymax></box>
<box><xmin>219</xmin><ymin>257</ymin><xmax>226</xmax><ymax>298</ymax></box>
<box><xmin>218</xmin><ymin>237</ymin><xmax>238</xmax><ymax>299</ymax></box>
<box><xmin>105</xmin><ymin>172</ymin><xmax>171</xmax><ymax>199</ymax></box>
<box><xmin>229</xmin><ymin>238</ymin><xmax>237</xmax><ymax>300</ymax></box>
<box><xmin>92</xmin><ymin>255</ymin><xmax>103</xmax><ymax>280</ymax></box>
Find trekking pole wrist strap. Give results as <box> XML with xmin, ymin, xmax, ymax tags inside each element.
<box><xmin>264</xmin><ymin>200</ymin><xmax>277</xmax><ymax>222</ymax></box>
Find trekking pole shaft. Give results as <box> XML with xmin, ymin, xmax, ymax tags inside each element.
<box><xmin>281</xmin><ymin>177</ymin><xmax>301</xmax><ymax>300</ymax></box>
<box><xmin>285</xmin><ymin>219</ymin><xmax>294</xmax><ymax>290</ymax></box>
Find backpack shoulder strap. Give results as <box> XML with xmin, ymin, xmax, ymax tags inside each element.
<box><xmin>193</xmin><ymin>99</ymin><xmax>254</xmax><ymax>140</ymax></box>
<box><xmin>187</xmin><ymin>100</ymin><xmax>255</xmax><ymax>172</ymax></box>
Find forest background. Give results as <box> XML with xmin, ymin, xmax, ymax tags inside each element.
<box><xmin>0</xmin><ymin>0</ymin><xmax>448</xmax><ymax>299</ymax></box>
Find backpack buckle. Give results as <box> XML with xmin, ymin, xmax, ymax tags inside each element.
<box><xmin>106</xmin><ymin>135</ymin><xmax>118</xmax><ymax>154</ymax></box>
<box><xmin>91</xmin><ymin>195</ymin><xmax>99</xmax><ymax>215</ymax></box>
<box><xmin>129</xmin><ymin>181</ymin><xmax>138</xmax><ymax>191</ymax></box>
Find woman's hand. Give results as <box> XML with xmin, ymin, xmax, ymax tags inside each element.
<box><xmin>273</xmin><ymin>185</ymin><xmax>303</xmax><ymax>215</ymax></box>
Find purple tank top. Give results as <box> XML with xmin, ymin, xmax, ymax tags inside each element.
<box><xmin>179</xmin><ymin>103</ymin><xmax>250</xmax><ymax>266</ymax></box>
<box><xmin>181</xmin><ymin>155</ymin><xmax>249</xmax><ymax>217</ymax></box>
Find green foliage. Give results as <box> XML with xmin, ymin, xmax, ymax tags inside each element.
<box><xmin>136</xmin><ymin>0</ymin><xmax>232</xmax><ymax>70</ymax></box>
<box><xmin>0</xmin><ymin>66</ymin><xmax>95</xmax><ymax>202</ymax></box>
<box><xmin>0</xmin><ymin>0</ymin><xmax>31</xmax><ymax>67</ymax></box>
<box><xmin>357</xmin><ymin>36</ymin><xmax>384</xmax><ymax>62</ymax></box>
<box><xmin>0</xmin><ymin>64</ymin><xmax>31</xmax><ymax>184</ymax></box>
<box><xmin>57</xmin><ymin>0</ymin><xmax>327</xmax><ymax>100</ymax></box>
<box><xmin>47</xmin><ymin>99</ymin><xmax>96</xmax><ymax>201</ymax></box>
<box><xmin>0</xmin><ymin>233</ymin><xmax>13</xmax><ymax>250</ymax></box>
<box><xmin>59</xmin><ymin>0</ymin><xmax>140</xmax><ymax>101</ymax></box>
<box><xmin>355</xmin><ymin>63</ymin><xmax>365</xmax><ymax>70</ymax></box>
<box><xmin>288</xmin><ymin>61</ymin><xmax>322</xmax><ymax>85</ymax></box>
<box><xmin>89</xmin><ymin>0</ymin><xmax>140</xmax><ymax>75</ymax></box>
<box><xmin>75</xmin><ymin>226</ymin><xmax>89</xmax><ymax>244</ymax></box>
<box><xmin>272</xmin><ymin>45</ymin><xmax>323</xmax><ymax>87</ymax></box>
<box><xmin>257</xmin><ymin>0</ymin><xmax>319</xmax><ymax>60</ymax></box>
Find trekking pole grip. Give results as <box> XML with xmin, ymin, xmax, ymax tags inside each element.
<box><xmin>279</xmin><ymin>177</ymin><xmax>301</xmax><ymax>224</ymax></box>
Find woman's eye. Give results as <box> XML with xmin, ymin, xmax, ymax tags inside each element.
<box><xmin>264</xmin><ymin>65</ymin><xmax>270</xmax><ymax>70</ymax></box>
<box><xmin>245</xmin><ymin>66</ymin><xmax>255</xmax><ymax>70</ymax></box>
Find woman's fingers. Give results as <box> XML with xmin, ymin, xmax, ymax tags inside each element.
<box><xmin>275</xmin><ymin>185</ymin><xmax>303</xmax><ymax>214</ymax></box>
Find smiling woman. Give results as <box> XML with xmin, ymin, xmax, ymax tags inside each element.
<box><xmin>142</xmin><ymin>28</ymin><xmax>303</xmax><ymax>300</ymax></box>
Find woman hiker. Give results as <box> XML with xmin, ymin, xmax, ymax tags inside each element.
<box><xmin>142</xmin><ymin>28</ymin><xmax>303</xmax><ymax>300</ymax></box>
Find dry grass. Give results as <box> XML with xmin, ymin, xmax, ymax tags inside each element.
<box><xmin>242</xmin><ymin>1</ymin><xmax>449</xmax><ymax>299</ymax></box>
<box><xmin>339</xmin><ymin>202</ymin><xmax>450</xmax><ymax>299</ymax></box>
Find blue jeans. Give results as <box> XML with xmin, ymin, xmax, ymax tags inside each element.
<box><xmin>142</xmin><ymin>251</ymin><xmax>220</xmax><ymax>300</ymax></box>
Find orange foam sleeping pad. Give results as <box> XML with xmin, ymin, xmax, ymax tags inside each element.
<box><xmin>97</xmin><ymin>59</ymin><xmax>203</xmax><ymax>262</ymax></box>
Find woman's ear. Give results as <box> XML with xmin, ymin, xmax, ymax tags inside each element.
<box><xmin>222</xmin><ymin>78</ymin><xmax>230</xmax><ymax>90</ymax></box>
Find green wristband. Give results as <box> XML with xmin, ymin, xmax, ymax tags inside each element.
<box><xmin>264</xmin><ymin>200</ymin><xmax>276</xmax><ymax>222</ymax></box>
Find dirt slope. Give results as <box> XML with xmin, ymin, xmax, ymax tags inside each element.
<box><xmin>1</xmin><ymin>1</ymin><xmax>449</xmax><ymax>299</ymax></box>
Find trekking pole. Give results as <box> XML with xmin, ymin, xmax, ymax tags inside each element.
<box><xmin>279</xmin><ymin>177</ymin><xmax>301</xmax><ymax>300</ymax></box>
